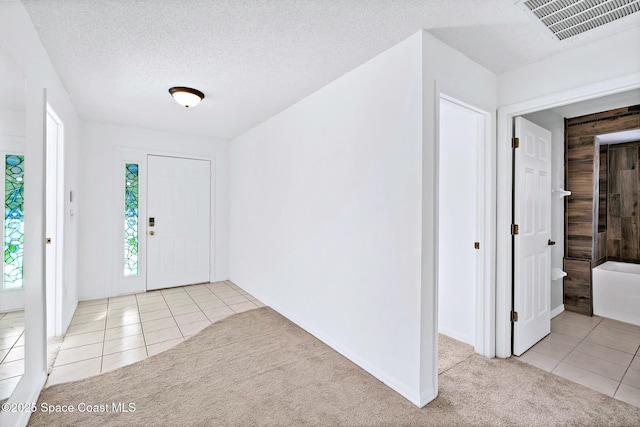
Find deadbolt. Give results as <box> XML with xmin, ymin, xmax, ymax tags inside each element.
<box><xmin>149</xmin><ymin>231</ymin><xmax>155</xmax><ymax>236</ymax></box>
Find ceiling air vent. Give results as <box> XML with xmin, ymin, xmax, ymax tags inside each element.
<box><xmin>524</xmin><ymin>0</ymin><xmax>640</xmax><ymax>40</ymax></box>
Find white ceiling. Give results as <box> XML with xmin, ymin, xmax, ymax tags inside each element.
<box><xmin>19</xmin><ymin>0</ymin><xmax>640</xmax><ymax>140</ymax></box>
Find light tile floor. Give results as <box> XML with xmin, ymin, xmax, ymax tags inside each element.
<box><xmin>517</xmin><ymin>310</ymin><xmax>640</xmax><ymax>408</ymax></box>
<box><xmin>0</xmin><ymin>310</ymin><xmax>24</xmax><ymax>401</ymax></box>
<box><xmin>46</xmin><ymin>280</ymin><xmax>264</xmax><ymax>386</ymax></box>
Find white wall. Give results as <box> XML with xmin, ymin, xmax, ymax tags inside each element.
<box><xmin>498</xmin><ymin>26</ymin><xmax>640</xmax><ymax>107</ymax></box>
<box><xmin>230</xmin><ymin>30</ymin><xmax>497</xmax><ymax>407</ymax></box>
<box><xmin>0</xmin><ymin>2</ymin><xmax>81</xmax><ymax>425</ymax></box>
<box><xmin>78</xmin><ymin>121</ymin><xmax>229</xmax><ymax>300</ymax></box>
<box><xmin>523</xmin><ymin>110</ymin><xmax>565</xmax><ymax>316</ymax></box>
<box><xmin>231</xmin><ymin>32</ymin><xmax>425</xmax><ymax>405</ymax></box>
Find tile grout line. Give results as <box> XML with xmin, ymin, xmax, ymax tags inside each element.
<box><xmin>134</xmin><ymin>295</ymin><xmax>149</xmax><ymax>359</ymax></box>
<box><xmin>554</xmin><ymin>314</ymin><xmax>628</xmax><ymax>399</ymax></box>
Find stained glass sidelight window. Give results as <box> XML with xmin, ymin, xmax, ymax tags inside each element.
<box><xmin>4</xmin><ymin>155</ymin><xmax>24</xmax><ymax>289</ymax></box>
<box><xmin>124</xmin><ymin>163</ymin><xmax>139</xmax><ymax>276</ymax></box>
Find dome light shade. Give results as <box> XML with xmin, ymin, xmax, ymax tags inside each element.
<box><xmin>169</xmin><ymin>86</ymin><xmax>204</xmax><ymax>108</ymax></box>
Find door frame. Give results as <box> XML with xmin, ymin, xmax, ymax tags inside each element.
<box><xmin>115</xmin><ymin>148</ymin><xmax>217</xmax><ymax>297</ymax></box>
<box><xmin>495</xmin><ymin>73</ymin><xmax>640</xmax><ymax>358</ymax></box>
<box><xmin>437</xmin><ymin>93</ymin><xmax>491</xmax><ymax>355</ymax></box>
<box><xmin>45</xmin><ymin>104</ymin><xmax>65</xmax><ymax>337</ymax></box>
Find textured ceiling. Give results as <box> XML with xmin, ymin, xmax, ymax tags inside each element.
<box><xmin>20</xmin><ymin>0</ymin><xmax>640</xmax><ymax>140</ymax></box>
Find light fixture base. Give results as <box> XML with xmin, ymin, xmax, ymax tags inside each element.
<box><xmin>168</xmin><ymin>86</ymin><xmax>205</xmax><ymax>108</ymax></box>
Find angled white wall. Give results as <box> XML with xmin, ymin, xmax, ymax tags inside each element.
<box><xmin>231</xmin><ymin>32</ymin><xmax>425</xmax><ymax>405</ymax></box>
<box><xmin>77</xmin><ymin>122</ymin><xmax>230</xmax><ymax>300</ymax></box>
<box><xmin>230</xmin><ymin>30</ymin><xmax>497</xmax><ymax>407</ymax></box>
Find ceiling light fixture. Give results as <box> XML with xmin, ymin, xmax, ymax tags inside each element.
<box><xmin>168</xmin><ymin>86</ymin><xmax>205</xmax><ymax>108</ymax></box>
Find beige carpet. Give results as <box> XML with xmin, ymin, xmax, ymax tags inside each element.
<box><xmin>29</xmin><ymin>307</ymin><xmax>640</xmax><ymax>426</ymax></box>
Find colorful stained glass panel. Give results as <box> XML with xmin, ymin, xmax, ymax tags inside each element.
<box><xmin>124</xmin><ymin>163</ymin><xmax>139</xmax><ymax>276</ymax></box>
<box><xmin>4</xmin><ymin>154</ymin><xmax>24</xmax><ymax>289</ymax></box>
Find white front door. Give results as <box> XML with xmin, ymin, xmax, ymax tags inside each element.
<box><xmin>147</xmin><ymin>155</ymin><xmax>211</xmax><ymax>290</ymax></box>
<box><xmin>513</xmin><ymin>117</ymin><xmax>552</xmax><ymax>356</ymax></box>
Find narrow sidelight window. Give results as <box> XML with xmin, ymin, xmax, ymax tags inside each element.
<box><xmin>124</xmin><ymin>163</ymin><xmax>139</xmax><ymax>276</ymax></box>
<box><xmin>4</xmin><ymin>155</ymin><xmax>24</xmax><ymax>289</ymax></box>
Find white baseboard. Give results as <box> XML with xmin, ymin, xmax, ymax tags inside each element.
<box><xmin>550</xmin><ymin>305</ymin><xmax>564</xmax><ymax>319</ymax></box>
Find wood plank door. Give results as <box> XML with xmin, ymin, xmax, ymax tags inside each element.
<box><xmin>147</xmin><ymin>155</ymin><xmax>210</xmax><ymax>290</ymax></box>
<box><xmin>513</xmin><ymin>117</ymin><xmax>552</xmax><ymax>356</ymax></box>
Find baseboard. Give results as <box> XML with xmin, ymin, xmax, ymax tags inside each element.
<box><xmin>550</xmin><ymin>305</ymin><xmax>564</xmax><ymax>319</ymax></box>
<box><xmin>0</xmin><ymin>370</ymin><xmax>47</xmax><ymax>427</ymax></box>
<box><xmin>438</xmin><ymin>328</ymin><xmax>474</xmax><ymax>347</ymax></box>
<box><xmin>249</xmin><ymin>293</ymin><xmax>431</xmax><ymax>408</ymax></box>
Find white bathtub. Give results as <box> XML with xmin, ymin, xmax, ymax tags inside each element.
<box><xmin>593</xmin><ymin>261</ymin><xmax>640</xmax><ymax>327</ymax></box>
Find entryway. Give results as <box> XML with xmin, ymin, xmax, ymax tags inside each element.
<box><xmin>146</xmin><ymin>155</ymin><xmax>211</xmax><ymax>290</ymax></box>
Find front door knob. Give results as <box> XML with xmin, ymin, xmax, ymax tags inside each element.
<box><xmin>548</xmin><ymin>239</ymin><xmax>556</xmax><ymax>246</ymax></box>
<box><xmin>149</xmin><ymin>231</ymin><xmax>155</xmax><ymax>236</ymax></box>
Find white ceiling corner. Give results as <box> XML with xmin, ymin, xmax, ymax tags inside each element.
<box><xmin>18</xmin><ymin>0</ymin><xmax>640</xmax><ymax>140</ymax></box>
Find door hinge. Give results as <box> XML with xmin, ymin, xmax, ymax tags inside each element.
<box><xmin>511</xmin><ymin>311</ymin><xmax>519</xmax><ymax>322</ymax></box>
<box><xmin>512</xmin><ymin>137</ymin><xmax>520</xmax><ymax>148</ymax></box>
<box><xmin>511</xmin><ymin>224</ymin><xmax>519</xmax><ymax>235</ymax></box>
<box><xmin>474</xmin><ymin>242</ymin><xmax>480</xmax><ymax>250</ymax></box>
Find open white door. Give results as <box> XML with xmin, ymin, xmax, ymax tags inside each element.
<box><xmin>513</xmin><ymin>117</ymin><xmax>551</xmax><ymax>356</ymax></box>
<box><xmin>147</xmin><ymin>155</ymin><xmax>210</xmax><ymax>290</ymax></box>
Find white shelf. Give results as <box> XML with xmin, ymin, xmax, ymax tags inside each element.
<box><xmin>552</xmin><ymin>267</ymin><xmax>567</xmax><ymax>281</ymax></box>
<box><xmin>552</xmin><ymin>189</ymin><xmax>571</xmax><ymax>197</ymax></box>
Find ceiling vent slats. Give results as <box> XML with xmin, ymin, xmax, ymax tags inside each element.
<box><xmin>523</xmin><ymin>0</ymin><xmax>640</xmax><ymax>39</ymax></box>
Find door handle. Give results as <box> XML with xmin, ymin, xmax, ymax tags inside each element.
<box><xmin>548</xmin><ymin>239</ymin><xmax>556</xmax><ymax>246</ymax></box>
<box><xmin>149</xmin><ymin>231</ymin><xmax>155</xmax><ymax>236</ymax></box>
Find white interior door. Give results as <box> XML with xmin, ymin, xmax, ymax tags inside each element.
<box><xmin>513</xmin><ymin>117</ymin><xmax>552</xmax><ymax>356</ymax></box>
<box><xmin>438</xmin><ymin>96</ymin><xmax>485</xmax><ymax>348</ymax></box>
<box><xmin>147</xmin><ymin>155</ymin><xmax>210</xmax><ymax>290</ymax></box>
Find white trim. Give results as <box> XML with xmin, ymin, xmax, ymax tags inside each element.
<box><xmin>0</xmin><ymin>369</ymin><xmax>47</xmax><ymax>427</ymax></box>
<box><xmin>496</xmin><ymin>72</ymin><xmax>640</xmax><ymax>358</ymax></box>
<box><xmin>45</xmin><ymin>104</ymin><xmax>65</xmax><ymax>337</ymax></box>
<box><xmin>550</xmin><ymin>304</ymin><xmax>565</xmax><ymax>319</ymax></box>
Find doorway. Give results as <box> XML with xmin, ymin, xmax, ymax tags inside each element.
<box><xmin>146</xmin><ymin>155</ymin><xmax>211</xmax><ymax>290</ymax></box>
<box><xmin>438</xmin><ymin>95</ymin><xmax>488</xmax><ymax>352</ymax></box>
<box><xmin>45</xmin><ymin>106</ymin><xmax>64</xmax><ymax>338</ymax></box>
<box><xmin>496</xmin><ymin>80</ymin><xmax>640</xmax><ymax>358</ymax></box>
